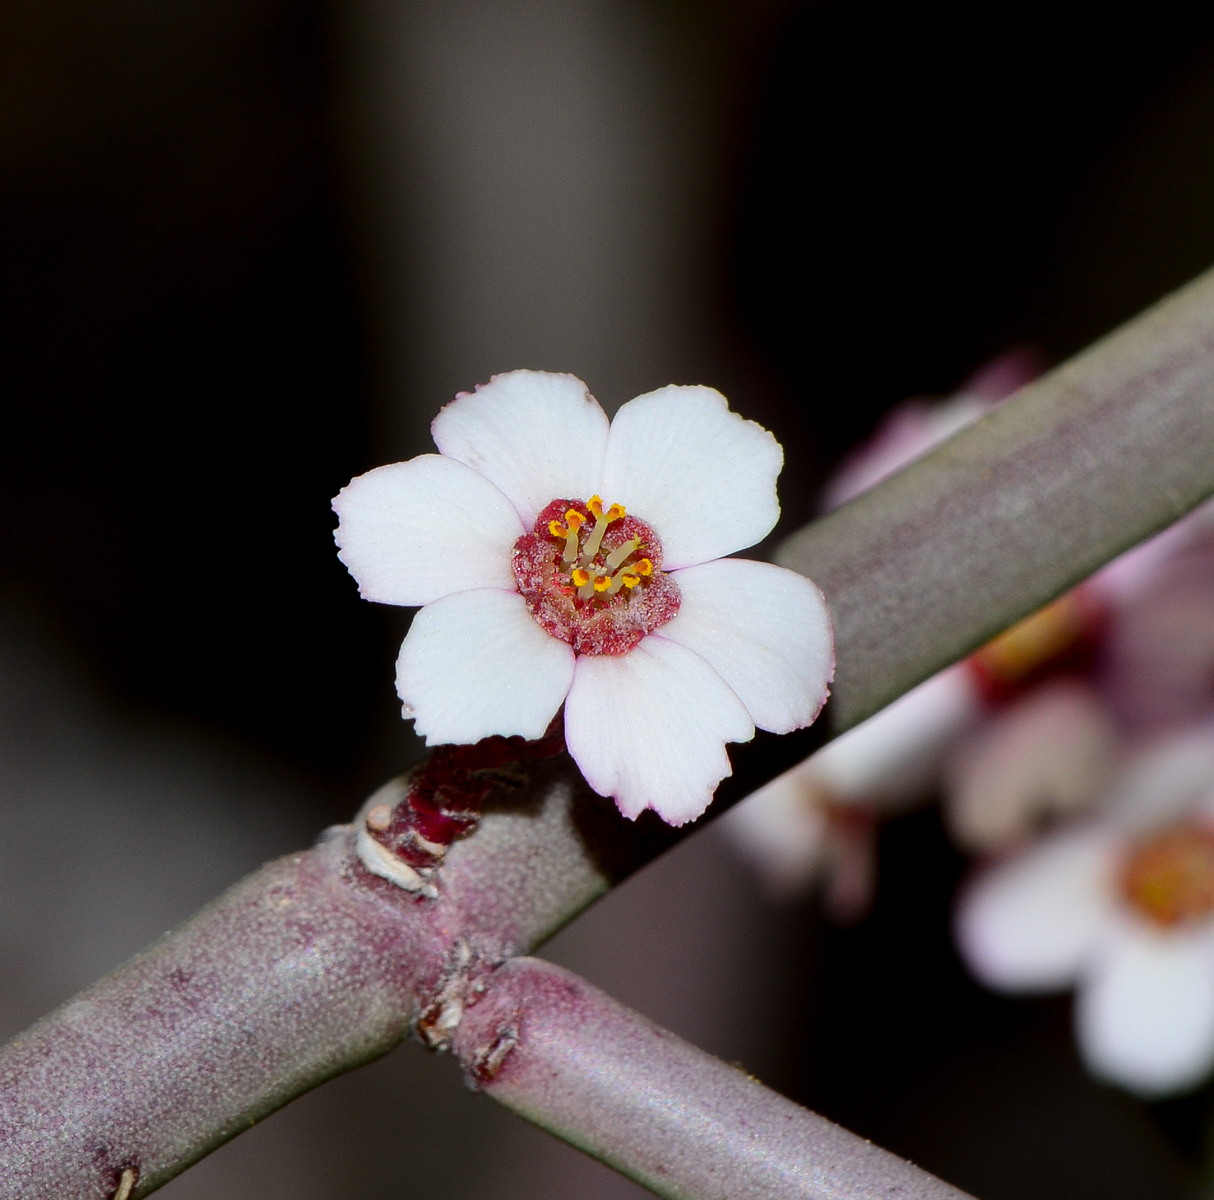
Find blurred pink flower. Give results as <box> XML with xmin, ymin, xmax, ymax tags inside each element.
<box><xmin>957</xmin><ymin>726</ymin><xmax>1214</xmax><ymax>1096</ymax></box>
<box><xmin>727</xmin><ymin>348</ymin><xmax>1214</xmax><ymax>903</ymax></box>
<box><xmin>333</xmin><ymin>370</ymin><xmax>834</xmax><ymax>827</ymax></box>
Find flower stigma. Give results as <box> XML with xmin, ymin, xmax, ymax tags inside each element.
<box><xmin>512</xmin><ymin>496</ymin><xmax>681</xmax><ymax>655</ymax></box>
<box><xmin>1122</xmin><ymin>822</ymin><xmax>1214</xmax><ymax>927</ymax></box>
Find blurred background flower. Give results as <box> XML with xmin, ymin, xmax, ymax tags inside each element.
<box><xmin>6</xmin><ymin>1</ymin><xmax>1214</xmax><ymax>1197</ymax></box>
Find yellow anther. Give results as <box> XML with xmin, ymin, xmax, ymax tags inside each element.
<box><xmin>571</xmin><ymin>568</ymin><xmax>590</xmax><ymax>587</ymax></box>
<box><xmin>587</xmin><ymin>495</ymin><xmax>603</xmax><ymax>518</ymax></box>
<box><xmin>636</xmin><ymin>558</ymin><xmax>653</xmax><ymax>577</ymax></box>
<box><xmin>565</xmin><ymin>510</ymin><xmax>586</xmax><ymax>531</ymax></box>
<box><xmin>604</xmin><ymin>503</ymin><xmax>625</xmax><ymax>522</ymax></box>
<box><xmin>606</xmin><ymin>563</ymin><xmax>645</xmax><ymax>595</ymax></box>
<box><xmin>548</xmin><ymin>519</ymin><xmax>567</xmax><ymax>539</ymax></box>
<box><xmin>593</xmin><ymin>573</ymin><xmax>611</xmax><ymax>592</ymax></box>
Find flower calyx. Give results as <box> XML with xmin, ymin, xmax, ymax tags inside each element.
<box><xmin>356</xmin><ymin>727</ymin><xmax>566</xmax><ymax>896</ymax></box>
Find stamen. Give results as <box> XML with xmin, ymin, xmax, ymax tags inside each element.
<box><xmin>593</xmin><ymin>573</ymin><xmax>611</xmax><ymax>592</ymax></box>
<box><xmin>571</xmin><ymin>569</ymin><xmax>590</xmax><ymax>588</ymax></box>
<box><xmin>636</xmin><ymin>558</ymin><xmax>653</xmax><ymax>577</ymax></box>
<box><xmin>579</xmin><ymin>499</ymin><xmax>626</xmax><ymax>566</ymax></box>
<box><xmin>561</xmin><ymin>530</ymin><xmax>581</xmax><ymax>564</ymax></box>
<box><xmin>606</xmin><ymin>569</ymin><xmax>642</xmax><ymax>595</ymax></box>
<box><xmin>577</xmin><ymin>574</ymin><xmax>598</xmax><ymax>600</ymax></box>
<box><xmin>548</xmin><ymin>519</ymin><xmax>567</xmax><ymax>539</ymax></box>
<box><xmin>564</xmin><ymin>509</ymin><xmax>586</xmax><ymax>531</ymax></box>
<box><xmin>580</xmin><ymin>516</ymin><xmax>610</xmax><ymax>565</ymax></box>
<box><xmin>604</xmin><ymin>537</ymin><xmax>640</xmax><ymax>571</ymax></box>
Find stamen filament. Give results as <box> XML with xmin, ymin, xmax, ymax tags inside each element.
<box><xmin>580</xmin><ymin>515</ymin><xmax>611</xmax><ymax>566</ymax></box>
<box><xmin>604</xmin><ymin>537</ymin><xmax>640</xmax><ymax>571</ymax></box>
<box><xmin>561</xmin><ymin>531</ymin><xmax>581</xmax><ymax>563</ymax></box>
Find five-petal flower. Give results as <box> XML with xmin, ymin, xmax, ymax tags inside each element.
<box><xmin>333</xmin><ymin>370</ymin><xmax>834</xmax><ymax>826</ymax></box>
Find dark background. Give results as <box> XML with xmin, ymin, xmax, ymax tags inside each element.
<box><xmin>4</xmin><ymin>1</ymin><xmax>1214</xmax><ymax>1196</ymax></box>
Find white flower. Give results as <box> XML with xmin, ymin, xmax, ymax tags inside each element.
<box><xmin>956</xmin><ymin>726</ymin><xmax>1214</xmax><ymax>1096</ymax></box>
<box><xmin>332</xmin><ymin>370</ymin><xmax>834</xmax><ymax>826</ymax></box>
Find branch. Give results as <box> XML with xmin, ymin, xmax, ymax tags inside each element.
<box><xmin>3</xmin><ymin>264</ymin><xmax>1214</xmax><ymax>1197</ymax></box>
<box><xmin>782</xmin><ymin>266</ymin><xmax>1214</xmax><ymax>730</ymax></box>
<box><xmin>453</xmin><ymin>957</ymin><xmax>974</xmax><ymax>1200</ymax></box>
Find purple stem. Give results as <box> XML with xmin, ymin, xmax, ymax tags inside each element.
<box><xmin>453</xmin><ymin>957</ymin><xmax>974</xmax><ymax>1200</ymax></box>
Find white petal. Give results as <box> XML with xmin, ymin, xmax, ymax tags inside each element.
<box><xmin>806</xmin><ymin>664</ymin><xmax>979</xmax><ymax>805</ymax></box>
<box><xmin>1106</xmin><ymin>724</ymin><xmax>1214</xmax><ymax>833</ymax></box>
<box><xmin>431</xmin><ymin>370</ymin><xmax>610</xmax><ymax>526</ymax></box>
<box><xmin>333</xmin><ymin>456</ymin><xmax>523</xmax><ymax>606</ymax></box>
<box><xmin>600</xmin><ymin>385</ymin><xmax>782</xmax><ymax>569</ymax></box>
<box><xmin>564</xmin><ymin>636</ymin><xmax>754</xmax><ymax>826</ymax></box>
<box><xmin>955</xmin><ymin>827</ymin><xmax>1116</xmax><ymax>991</ymax></box>
<box><xmin>658</xmin><ymin>559</ymin><xmax>833</xmax><ymax>734</ymax></box>
<box><xmin>396</xmin><ymin>589</ymin><xmax>574</xmax><ymax>744</ymax></box>
<box><xmin>719</xmin><ymin>771</ymin><xmax>830</xmax><ymax>901</ymax></box>
<box><xmin>1077</xmin><ymin>920</ymin><xmax>1214</xmax><ymax>1096</ymax></box>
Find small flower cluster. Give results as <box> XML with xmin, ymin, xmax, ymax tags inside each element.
<box><xmin>724</xmin><ymin>351</ymin><xmax>1214</xmax><ymax>1095</ymax></box>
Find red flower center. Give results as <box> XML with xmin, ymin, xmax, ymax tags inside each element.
<box><xmin>512</xmin><ymin>496</ymin><xmax>681</xmax><ymax>656</ymax></box>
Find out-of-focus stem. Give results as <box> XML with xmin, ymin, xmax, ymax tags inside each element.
<box><xmin>3</xmin><ymin>264</ymin><xmax>1214</xmax><ymax>1195</ymax></box>
<box><xmin>780</xmin><ymin>267</ymin><xmax>1214</xmax><ymax>731</ymax></box>
<box><xmin>453</xmin><ymin>957</ymin><xmax>974</xmax><ymax>1200</ymax></box>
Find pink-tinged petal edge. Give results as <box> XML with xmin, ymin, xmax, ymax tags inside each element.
<box><xmin>333</xmin><ymin>455</ymin><xmax>523</xmax><ymax>607</ymax></box>
<box><xmin>1077</xmin><ymin>920</ymin><xmax>1214</xmax><ymax>1096</ymax></box>
<box><xmin>659</xmin><ymin>558</ymin><xmax>833</xmax><ymax>734</ymax></box>
<box><xmin>431</xmin><ymin>370</ymin><xmax>611</xmax><ymax>527</ymax></box>
<box><xmin>954</xmin><ymin>826</ymin><xmax>1117</xmax><ymax>992</ymax></box>
<box><xmin>396</xmin><ymin>588</ymin><xmax>575</xmax><ymax>744</ymax></box>
<box><xmin>564</xmin><ymin>635</ymin><xmax>755</xmax><ymax>827</ymax></box>
<box><xmin>599</xmin><ymin>385</ymin><xmax>783</xmax><ymax>570</ymax></box>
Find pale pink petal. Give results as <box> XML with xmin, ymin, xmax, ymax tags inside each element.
<box><xmin>944</xmin><ymin>680</ymin><xmax>1119</xmax><ymax>853</ymax></box>
<box><xmin>822</xmin><ymin>349</ymin><xmax>1039</xmax><ymax>511</ymax></box>
<box><xmin>1077</xmin><ymin>919</ymin><xmax>1214</xmax><ymax>1096</ymax></box>
<box><xmin>431</xmin><ymin>370</ymin><xmax>610</xmax><ymax>526</ymax></box>
<box><xmin>1106</xmin><ymin>724</ymin><xmax>1214</xmax><ymax>833</ymax></box>
<box><xmin>720</xmin><ymin>773</ymin><xmax>831</xmax><ymax>901</ymax></box>
<box><xmin>658</xmin><ymin>559</ymin><xmax>833</xmax><ymax>734</ymax></box>
<box><xmin>564</xmin><ymin>635</ymin><xmax>754</xmax><ymax>826</ymax></box>
<box><xmin>807</xmin><ymin>665</ymin><xmax>980</xmax><ymax>806</ymax></box>
<box><xmin>822</xmin><ymin>395</ymin><xmax>991</xmax><ymax>511</ymax></box>
<box><xmin>396</xmin><ymin>589</ymin><xmax>574</xmax><ymax>744</ymax></box>
<box><xmin>333</xmin><ymin>455</ymin><xmax>523</xmax><ymax>606</ymax></box>
<box><xmin>1093</xmin><ymin>496</ymin><xmax>1214</xmax><ymax>604</ymax></box>
<box><xmin>955</xmin><ymin>827</ymin><xmax>1117</xmax><ymax>991</ymax></box>
<box><xmin>599</xmin><ymin>385</ymin><xmax>782</xmax><ymax>569</ymax></box>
